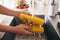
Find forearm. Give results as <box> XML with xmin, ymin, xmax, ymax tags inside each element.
<box><xmin>0</xmin><ymin>24</ymin><xmax>17</xmax><ymax>33</ymax></box>
<box><xmin>0</xmin><ymin>5</ymin><xmax>19</xmax><ymax>17</ymax></box>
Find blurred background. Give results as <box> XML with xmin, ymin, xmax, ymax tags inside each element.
<box><xmin>0</xmin><ymin>0</ymin><xmax>60</xmax><ymax>40</ymax></box>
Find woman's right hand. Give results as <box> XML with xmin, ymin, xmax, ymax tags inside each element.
<box><xmin>14</xmin><ymin>24</ymin><xmax>33</xmax><ymax>35</ymax></box>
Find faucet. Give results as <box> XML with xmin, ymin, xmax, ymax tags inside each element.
<box><xmin>50</xmin><ymin>0</ymin><xmax>60</xmax><ymax>28</ymax></box>
<box><xmin>56</xmin><ymin>12</ymin><xmax>60</xmax><ymax>19</ymax></box>
<box><xmin>50</xmin><ymin>0</ymin><xmax>57</xmax><ymax>18</ymax></box>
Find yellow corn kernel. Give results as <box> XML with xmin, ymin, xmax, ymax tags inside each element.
<box><xmin>19</xmin><ymin>14</ymin><xmax>44</xmax><ymax>25</ymax></box>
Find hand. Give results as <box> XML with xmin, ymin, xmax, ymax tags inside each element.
<box><xmin>20</xmin><ymin>11</ymin><xmax>32</xmax><ymax>16</ymax></box>
<box><xmin>16</xmin><ymin>11</ymin><xmax>32</xmax><ymax>24</ymax></box>
<box><xmin>14</xmin><ymin>24</ymin><xmax>33</xmax><ymax>35</ymax></box>
<box><xmin>17</xmin><ymin>11</ymin><xmax>32</xmax><ymax>23</ymax></box>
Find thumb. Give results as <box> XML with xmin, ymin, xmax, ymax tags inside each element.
<box><xmin>24</xmin><ymin>25</ymin><xmax>32</xmax><ymax>30</ymax></box>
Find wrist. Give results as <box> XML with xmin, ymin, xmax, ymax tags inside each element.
<box><xmin>14</xmin><ymin>11</ymin><xmax>20</xmax><ymax>18</ymax></box>
<box><xmin>5</xmin><ymin>26</ymin><xmax>16</xmax><ymax>33</ymax></box>
<box><xmin>6</xmin><ymin>26</ymin><xmax>19</xmax><ymax>34</ymax></box>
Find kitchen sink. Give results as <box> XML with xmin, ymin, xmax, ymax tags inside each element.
<box><xmin>1</xmin><ymin>15</ymin><xmax>60</xmax><ymax>40</ymax></box>
<box><xmin>1</xmin><ymin>15</ymin><xmax>48</xmax><ymax>40</ymax></box>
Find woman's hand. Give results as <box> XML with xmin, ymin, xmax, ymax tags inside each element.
<box><xmin>17</xmin><ymin>11</ymin><xmax>32</xmax><ymax>23</ymax></box>
<box><xmin>14</xmin><ymin>24</ymin><xmax>33</xmax><ymax>35</ymax></box>
<box><xmin>19</xmin><ymin>11</ymin><xmax>32</xmax><ymax>16</ymax></box>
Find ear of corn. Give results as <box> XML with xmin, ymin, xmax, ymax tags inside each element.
<box><xmin>19</xmin><ymin>24</ymin><xmax>44</xmax><ymax>33</ymax></box>
<box><xmin>19</xmin><ymin>14</ymin><xmax>44</xmax><ymax>33</ymax></box>
<box><xmin>30</xmin><ymin>25</ymin><xmax>44</xmax><ymax>33</ymax></box>
<box><xmin>19</xmin><ymin>14</ymin><xmax>44</xmax><ymax>25</ymax></box>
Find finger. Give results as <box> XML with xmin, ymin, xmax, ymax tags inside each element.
<box><xmin>19</xmin><ymin>24</ymin><xmax>32</xmax><ymax>30</ymax></box>
<box><xmin>24</xmin><ymin>25</ymin><xmax>32</xmax><ymax>30</ymax></box>
<box><xmin>22</xmin><ymin>19</ymin><xmax>27</xmax><ymax>23</ymax></box>
<box><xmin>22</xmin><ymin>30</ymin><xmax>33</xmax><ymax>34</ymax></box>
<box><xmin>23</xmin><ymin>12</ymin><xmax>32</xmax><ymax>16</ymax></box>
<box><xmin>20</xmin><ymin>11</ymin><xmax>32</xmax><ymax>15</ymax></box>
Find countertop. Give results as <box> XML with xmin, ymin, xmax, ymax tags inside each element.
<box><xmin>0</xmin><ymin>14</ymin><xmax>14</xmax><ymax>39</ymax></box>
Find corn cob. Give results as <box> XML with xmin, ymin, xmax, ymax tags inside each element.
<box><xmin>19</xmin><ymin>14</ymin><xmax>44</xmax><ymax>25</ymax></box>
<box><xmin>19</xmin><ymin>24</ymin><xmax>44</xmax><ymax>33</ymax></box>
<box><xmin>30</xmin><ymin>25</ymin><xmax>44</xmax><ymax>33</ymax></box>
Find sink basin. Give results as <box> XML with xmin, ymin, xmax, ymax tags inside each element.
<box><xmin>1</xmin><ymin>15</ymin><xmax>48</xmax><ymax>40</ymax></box>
